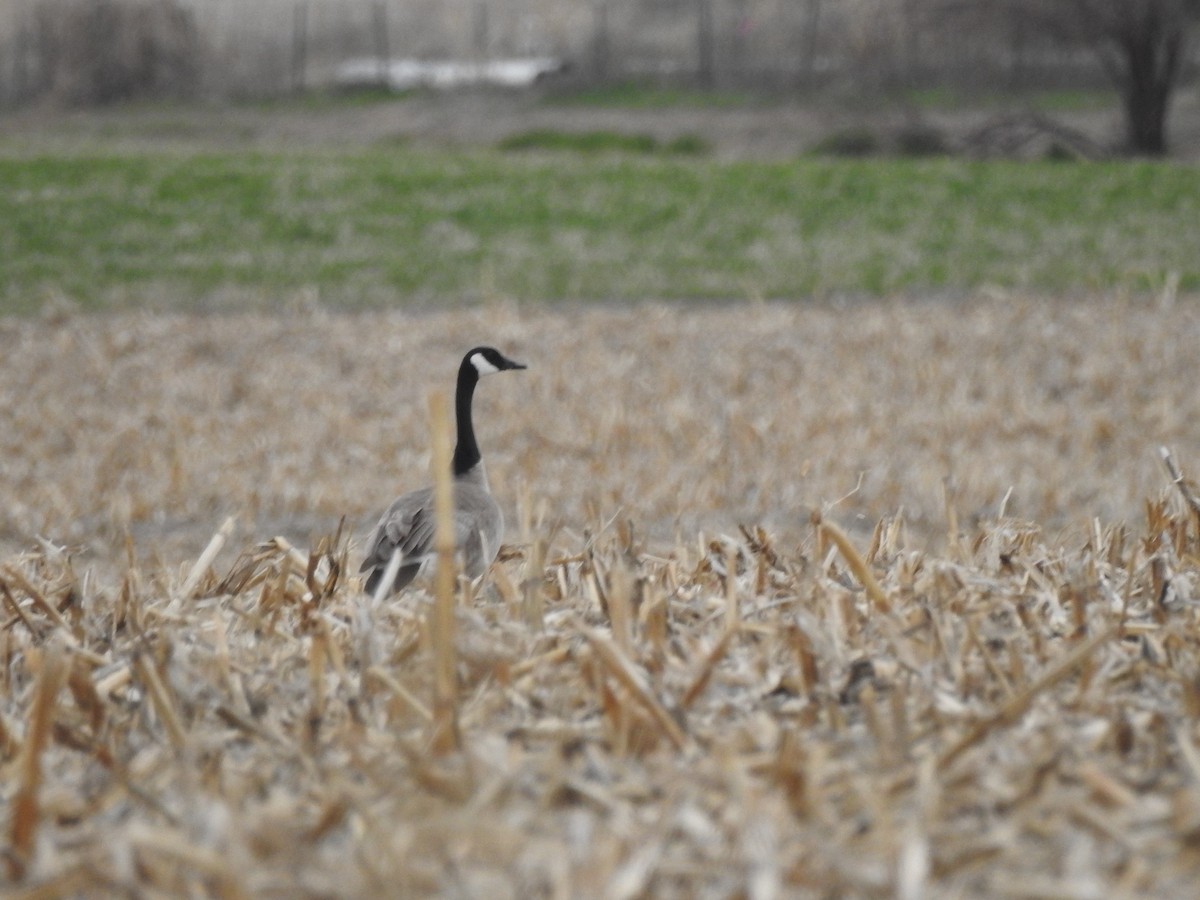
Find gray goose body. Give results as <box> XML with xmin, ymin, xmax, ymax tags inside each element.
<box><xmin>360</xmin><ymin>346</ymin><xmax>525</xmax><ymax>596</ymax></box>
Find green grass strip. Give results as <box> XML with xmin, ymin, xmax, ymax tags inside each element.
<box><xmin>0</xmin><ymin>152</ymin><xmax>1196</xmax><ymax>312</ymax></box>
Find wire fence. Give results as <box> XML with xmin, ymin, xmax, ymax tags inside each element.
<box><xmin>0</xmin><ymin>0</ymin><xmax>1118</xmax><ymax>107</ymax></box>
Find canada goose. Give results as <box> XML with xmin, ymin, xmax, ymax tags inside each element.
<box><xmin>359</xmin><ymin>346</ymin><xmax>526</xmax><ymax>596</ymax></box>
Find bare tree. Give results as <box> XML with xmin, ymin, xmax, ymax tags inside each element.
<box><xmin>944</xmin><ymin>0</ymin><xmax>1198</xmax><ymax>154</ymax></box>
<box><xmin>998</xmin><ymin>0</ymin><xmax>1198</xmax><ymax>155</ymax></box>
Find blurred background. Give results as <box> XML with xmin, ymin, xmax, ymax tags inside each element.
<box><xmin>0</xmin><ymin>0</ymin><xmax>1197</xmax><ymax>156</ymax></box>
<box><xmin>1</xmin><ymin>1</ymin><xmax>1198</xmax><ymax>562</ymax></box>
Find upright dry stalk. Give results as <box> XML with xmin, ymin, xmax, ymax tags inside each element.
<box><xmin>522</xmin><ymin>538</ymin><xmax>546</xmax><ymax>629</ymax></box>
<box><xmin>8</xmin><ymin>642</ymin><xmax>69</xmax><ymax>881</ymax></box>
<box><xmin>307</xmin><ymin>627</ymin><xmax>326</xmax><ymax>747</ymax></box>
<box><xmin>680</xmin><ymin>628</ymin><xmax>735</xmax><ymax>711</ymax></box>
<box><xmin>724</xmin><ymin>541</ymin><xmax>740</xmax><ymax>630</ymax></box>
<box><xmin>942</xmin><ymin>477</ymin><xmax>961</xmax><ymax>554</ymax></box>
<box><xmin>428</xmin><ymin>389</ymin><xmax>461</xmax><ymax>755</ymax></box>
<box><xmin>272</xmin><ymin>535</ymin><xmax>329</xmax><ymax>597</ymax></box>
<box><xmin>606</xmin><ymin>556</ymin><xmax>634</xmax><ymax>656</ymax></box>
<box><xmin>583</xmin><ymin>626</ymin><xmax>691</xmax><ymax>753</ymax></box>
<box><xmin>176</xmin><ymin>516</ymin><xmax>236</xmax><ymax>603</ymax></box>
<box><xmin>1161</xmin><ymin>446</ymin><xmax>1200</xmax><ymax>527</ymax></box>
<box><xmin>817</xmin><ymin>518</ymin><xmax>892</xmax><ymax>614</ymax></box>
<box><xmin>133</xmin><ymin>648</ymin><xmax>187</xmax><ymax>751</ymax></box>
<box><xmin>1</xmin><ymin>581</ymin><xmax>41</xmax><ymax>637</ymax></box>
<box><xmin>938</xmin><ymin>625</ymin><xmax>1117</xmax><ymax>770</ymax></box>
<box><xmin>3</xmin><ymin>566</ymin><xmax>74</xmax><ymax>637</ymax></box>
<box><xmin>372</xmin><ymin>547</ymin><xmax>405</xmax><ymax>608</ymax></box>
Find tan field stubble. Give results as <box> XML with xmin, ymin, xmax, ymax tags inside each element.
<box><xmin>3</xmin><ymin>293</ymin><xmax>1200</xmax><ymax>894</ymax></box>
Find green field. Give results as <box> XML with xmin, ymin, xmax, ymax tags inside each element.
<box><xmin>1</xmin><ymin>150</ymin><xmax>1198</xmax><ymax>312</ymax></box>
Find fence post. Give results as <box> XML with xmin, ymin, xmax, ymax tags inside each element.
<box><xmin>730</xmin><ymin>0</ymin><xmax>747</xmax><ymax>86</ymax></box>
<box><xmin>902</xmin><ymin>0</ymin><xmax>925</xmax><ymax>88</ymax></box>
<box><xmin>696</xmin><ymin>0</ymin><xmax>714</xmax><ymax>89</ymax></box>
<box><xmin>13</xmin><ymin>9</ymin><xmax>34</xmax><ymax>104</ymax></box>
<box><xmin>373</xmin><ymin>0</ymin><xmax>390</xmax><ymax>85</ymax></box>
<box><xmin>1008</xmin><ymin>10</ymin><xmax>1027</xmax><ymax>90</ymax></box>
<box><xmin>291</xmin><ymin>0</ymin><xmax>308</xmax><ymax>93</ymax></box>
<box><xmin>473</xmin><ymin>2</ymin><xmax>488</xmax><ymax>61</ymax></box>
<box><xmin>591</xmin><ymin>0</ymin><xmax>609</xmax><ymax>82</ymax></box>
<box><xmin>802</xmin><ymin>0</ymin><xmax>823</xmax><ymax>88</ymax></box>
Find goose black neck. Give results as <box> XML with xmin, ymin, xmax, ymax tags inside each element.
<box><xmin>452</xmin><ymin>360</ymin><xmax>482</xmax><ymax>476</ymax></box>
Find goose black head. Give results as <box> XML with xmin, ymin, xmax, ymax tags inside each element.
<box><xmin>465</xmin><ymin>346</ymin><xmax>527</xmax><ymax>376</ymax></box>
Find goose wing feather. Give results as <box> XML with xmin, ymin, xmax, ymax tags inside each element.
<box><xmin>359</xmin><ymin>484</ymin><xmax>502</xmax><ymax>584</ymax></box>
<box><xmin>359</xmin><ymin>487</ymin><xmax>435</xmax><ymax>577</ymax></box>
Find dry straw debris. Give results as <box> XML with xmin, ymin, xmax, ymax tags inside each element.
<box><xmin>2</xmin><ymin>294</ymin><xmax>1200</xmax><ymax>895</ymax></box>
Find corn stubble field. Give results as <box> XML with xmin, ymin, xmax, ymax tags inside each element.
<box><xmin>5</xmin><ymin>294</ymin><xmax>1200</xmax><ymax>896</ymax></box>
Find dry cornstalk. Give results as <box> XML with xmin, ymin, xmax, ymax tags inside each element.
<box><xmin>582</xmin><ymin>626</ymin><xmax>691</xmax><ymax>752</ymax></box>
<box><xmin>215</xmin><ymin>704</ymin><xmax>286</xmax><ymax>746</ymax></box>
<box><xmin>1077</xmin><ymin>761</ymin><xmax>1138</xmax><ymax>808</ymax></box>
<box><xmin>210</xmin><ymin>609</ymin><xmax>250</xmax><ymax>717</ymax></box>
<box><xmin>0</xmin><ymin>712</ymin><xmax>14</xmax><ymax>759</ymax></box>
<box><xmin>1174</xmin><ymin>726</ymin><xmax>1200</xmax><ymax>786</ymax></box>
<box><xmin>94</xmin><ymin>662</ymin><xmax>133</xmax><ymax>700</ymax></box>
<box><xmin>939</xmin><ymin>624</ymin><xmax>1117</xmax><ymax>769</ymax></box>
<box><xmin>365</xmin><ymin>666</ymin><xmax>433</xmax><ymax>722</ymax></box>
<box><xmin>724</xmin><ymin>540</ymin><xmax>740</xmax><ymax>629</ymax></box>
<box><xmin>7</xmin><ymin>641</ymin><xmax>68</xmax><ymax>881</ymax></box>
<box><xmin>522</xmin><ymin>537</ymin><xmax>547</xmax><ymax>629</ymax></box>
<box><xmin>307</xmin><ymin>626</ymin><xmax>326</xmax><ymax>746</ymax></box>
<box><xmin>176</xmin><ymin>516</ymin><xmax>236</xmax><ymax>602</ymax></box>
<box><xmin>1161</xmin><ymin>446</ymin><xmax>1200</xmax><ymax>525</ymax></box>
<box><xmin>66</xmin><ymin>657</ymin><xmax>105</xmax><ymax>734</ymax></box>
<box><xmin>6</xmin><ymin>304</ymin><xmax>1200</xmax><ymax>895</ymax></box>
<box><xmin>128</xmin><ymin>824</ymin><xmax>250</xmax><ymax>899</ymax></box>
<box><xmin>680</xmin><ymin>626</ymin><xmax>736</xmax><ymax>711</ymax></box>
<box><xmin>371</xmin><ymin>546</ymin><xmax>405</xmax><ymax>608</ymax></box>
<box><xmin>1</xmin><ymin>581</ymin><xmax>42</xmax><ymax>638</ymax></box>
<box><xmin>273</xmin><ymin>534</ymin><xmax>330</xmax><ymax>597</ymax></box>
<box><xmin>3</xmin><ymin>566</ymin><xmax>75</xmax><ymax>637</ymax></box>
<box><xmin>942</xmin><ymin>477</ymin><xmax>964</xmax><ymax>558</ymax></box>
<box><xmin>816</xmin><ymin>517</ymin><xmax>891</xmax><ymax>614</ymax></box>
<box><xmin>509</xmin><ymin>645</ymin><xmax>571</xmax><ymax>680</ymax></box>
<box><xmin>606</xmin><ymin>556</ymin><xmax>634</xmax><ymax>655</ymax></box>
<box><xmin>696</xmin><ymin>548</ymin><xmax>741</xmax><ymax>697</ymax></box>
<box><xmin>428</xmin><ymin>388</ymin><xmax>461</xmax><ymax>755</ymax></box>
<box><xmin>133</xmin><ymin>648</ymin><xmax>188</xmax><ymax>750</ymax></box>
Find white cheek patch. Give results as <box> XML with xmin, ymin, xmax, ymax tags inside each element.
<box><xmin>470</xmin><ymin>353</ymin><xmax>500</xmax><ymax>376</ymax></box>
